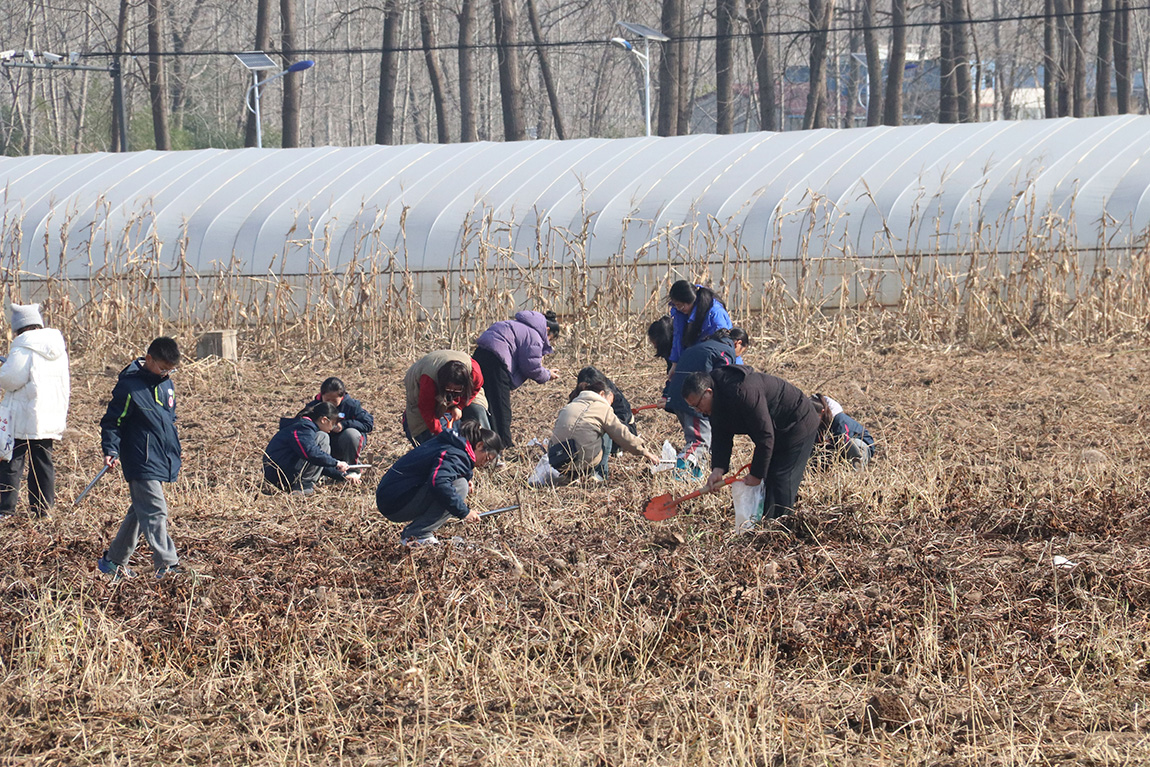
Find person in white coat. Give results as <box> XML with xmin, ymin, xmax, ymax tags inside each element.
<box><xmin>0</xmin><ymin>303</ymin><xmax>70</xmax><ymax>518</ymax></box>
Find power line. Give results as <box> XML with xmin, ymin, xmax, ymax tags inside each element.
<box><xmin>76</xmin><ymin>3</ymin><xmax>1149</xmax><ymax>59</ymax></box>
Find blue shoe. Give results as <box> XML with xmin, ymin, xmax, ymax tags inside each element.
<box><xmin>97</xmin><ymin>555</ymin><xmax>134</xmax><ymax>580</ymax></box>
<box><xmin>155</xmin><ymin>564</ymin><xmax>182</xmax><ymax>579</ymax></box>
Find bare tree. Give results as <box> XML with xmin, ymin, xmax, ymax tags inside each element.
<box><xmin>245</xmin><ymin>0</ymin><xmax>273</xmax><ymax>148</ymax></box>
<box><xmin>1071</xmin><ymin>0</ymin><xmax>1086</xmax><ymax>117</ymax></box>
<box><xmin>112</xmin><ymin>0</ymin><xmax>131</xmax><ymax>151</ymax></box>
<box><xmin>882</xmin><ymin>0</ymin><xmax>905</xmax><ymax>125</ymax></box>
<box><xmin>492</xmin><ymin>0</ymin><xmax>526</xmax><ymax>140</ymax></box>
<box><xmin>939</xmin><ymin>0</ymin><xmax>957</xmax><ymax>122</ymax></box>
<box><xmin>458</xmin><ymin>0</ymin><xmax>478</xmax><ymax>142</ymax></box>
<box><xmin>862</xmin><ymin>0</ymin><xmax>883</xmax><ymax>125</ymax></box>
<box><xmin>1097</xmin><ymin>0</ymin><xmax>1114</xmax><ymax>115</ymax></box>
<box><xmin>657</xmin><ymin>0</ymin><xmax>682</xmax><ymax>135</ymax></box>
<box><xmin>375</xmin><ymin>0</ymin><xmax>401</xmax><ymax>145</ymax></box>
<box><xmin>147</xmin><ymin>0</ymin><xmax>171</xmax><ymax>150</ymax></box>
<box><xmin>748</xmin><ymin>0</ymin><xmax>776</xmax><ymax>131</ymax></box>
<box><xmin>803</xmin><ymin>0</ymin><xmax>833</xmax><ymax>130</ymax></box>
<box><xmin>715</xmin><ymin>0</ymin><xmax>736</xmax><ymax>133</ymax></box>
<box><xmin>526</xmin><ymin>0</ymin><xmax>566</xmax><ymax>139</ymax></box>
<box><xmin>1043</xmin><ymin>0</ymin><xmax>1056</xmax><ymax>117</ymax></box>
<box><xmin>419</xmin><ymin>1</ymin><xmax>450</xmax><ymax>142</ymax></box>
<box><xmin>1115</xmin><ymin>0</ymin><xmax>1131</xmax><ymax>113</ymax></box>
<box><xmin>952</xmin><ymin>0</ymin><xmax>972</xmax><ymax>121</ymax></box>
<box><xmin>281</xmin><ymin>0</ymin><xmax>301</xmax><ymax>147</ymax></box>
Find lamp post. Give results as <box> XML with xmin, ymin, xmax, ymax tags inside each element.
<box><xmin>609</xmin><ymin>21</ymin><xmax>669</xmax><ymax>137</ymax></box>
<box><xmin>235</xmin><ymin>52</ymin><xmax>315</xmax><ymax>148</ymax></box>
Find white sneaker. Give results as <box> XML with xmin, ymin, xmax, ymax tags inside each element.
<box><xmin>402</xmin><ymin>535</ymin><xmax>440</xmax><ymax>548</ymax></box>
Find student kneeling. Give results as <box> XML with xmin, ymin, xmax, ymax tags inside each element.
<box><xmin>264</xmin><ymin>401</ymin><xmax>358</xmax><ymax>495</ymax></box>
<box><xmin>376</xmin><ymin>420</ymin><xmax>503</xmax><ymax>547</ymax></box>
<box><xmin>548</xmin><ymin>381</ymin><xmax>658</xmax><ymax>482</ymax></box>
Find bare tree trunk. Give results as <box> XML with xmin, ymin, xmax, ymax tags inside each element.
<box><xmin>748</xmin><ymin>0</ymin><xmax>776</xmax><ymax>131</ymax></box>
<box><xmin>715</xmin><ymin>0</ymin><xmax>736</xmax><ymax>133</ymax></box>
<box><xmin>1115</xmin><ymin>0</ymin><xmax>1131</xmax><ymax>113</ymax></box>
<box><xmin>280</xmin><ymin>0</ymin><xmax>301</xmax><ymax>147</ymax></box>
<box><xmin>458</xmin><ymin>0</ymin><xmax>478</xmax><ymax>142</ymax></box>
<box><xmin>165</xmin><ymin>0</ymin><xmax>208</xmax><ymax>133</ymax></box>
<box><xmin>844</xmin><ymin>0</ymin><xmax>860</xmax><ymax>128</ymax></box>
<box><xmin>74</xmin><ymin>0</ymin><xmax>93</xmax><ymax>152</ymax></box>
<box><xmin>526</xmin><ymin>0</ymin><xmax>566</xmax><ymax>139</ymax></box>
<box><xmin>883</xmin><ymin>0</ymin><xmax>906</xmax><ymax>125</ymax></box>
<box><xmin>861</xmin><ymin>0</ymin><xmax>882</xmax><ymax>125</ymax></box>
<box><xmin>147</xmin><ymin>0</ymin><xmax>171</xmax><ymax>150</ymax></box>
<box><xmin>939</xmin><ymin>0</ymin><xmax>957</xmax><ymax>123</ymax></box>
<box><xmin>419</xmin><ymin>1</ymin><xmax>451</xmax><ymax>142</ymax></box>
<box><xmin>492</xmin><ymin>0</ymin><xmax>526</xmax><ymax>140</ymax></box>
<box><xmin>1043</xmin><ymin>0</ymin><xmax>1057</xmax><ymax>117</ymax></box>
<box><xmin>111</xmin><ymin>0</ymin><xmax>131</xmax><ymax>151</ymax></box>
<box><xmin>657</xmin><ymin>0</ymin><xmax>682</xmax><ymax>135</ymax></box>
<box><xmin>803</xmin><ymin>0</ymin><xmax>832</xmax><ymax>130</ymax></box>
<box><xmin>1097</xmin><ymin>0</ymin><xmax>1114</xmax><ymax>115</ymax></box>
<box><xmin>244</xmin><ymin>0</ymin><xmax>272</xmax><ymax>147</ymax></box>
<box><xmin>677</xmin><ymin>6</ymin><xmax>697</xmax><ymax>133</ymax></box>
<box><xmin>1056</xmin><ymin>0</ymin><xmax>1072</xmax><ymax>116</ymax></box>
<box><xmin>952</xmin><ymin>0</ymin><xmax>973</xmax><ymax>121</ymax></box>
<box><xmin>1072</xmin><ymin>0</ymin><xmax>1086</xmax><ymax>116</ymax></box>
<box><xmin>375</xmin><ymin>0</ymin><xmax>401</xmax><ymax>145</ymax></box>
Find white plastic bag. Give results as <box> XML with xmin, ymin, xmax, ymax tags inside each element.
<box><xmin>649</xmin><ymin>440</ymin><xmax>678</xmax><ymax>474</ymax></box>
<box><xmin>731</xmin><ymin>480</ymin><xmax>766</xmax><ymax>533</ymax></box>
<box><xmin>0</xmin><ymin>394</ymin><xmax>13</xmax><ymax>462</ymax></box>
<box><xmin>529</xmin><ymin>452</ymin><xmax>561</xmax><ymax>487</ymax></box>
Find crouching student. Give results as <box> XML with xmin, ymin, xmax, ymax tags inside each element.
<box><xmin>576</xmin><ymin>366</ymin><xmax>637</xmax><ymax>441</ymax></box>
<box><xmin>263</xmin><ymin>401</ymin><xmax>359</xmax><ymax>495</ymax></box>
<box><xmin>376</xmin><ymin>420</ymin><xmax>503</xmax><ymax>547</ymax></box>
<box><xmin>810</xmin><ymin>393</ymin><xmax>876</xmax><ymax>470</ymax></box>
<box><xmin>548</xmin><ymin>381</ymin><xmax>659</xmax><ymax>482</ymax></box>
<box><xmin>312</xmin><ymin>377</ymin><xmax>374</xmax><ymax>464</ymax></box>
<box><xmin>403</xmin><ymin>350</ymin><xmax>491</xmax><ymax>445</ymax></box>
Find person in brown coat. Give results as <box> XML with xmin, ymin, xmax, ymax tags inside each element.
<box><xmin>548</xmin><ymin>381</ymin><xmax>659</xmax><ymax>481</ymax></box>
<box><xmin>681</xmin><ymin>365</ymin><xmax>820</xmax><ymax>519</ymax></box>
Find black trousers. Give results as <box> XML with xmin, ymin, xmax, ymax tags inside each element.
<box><xmin>473</xmin><ymin>347</ymin><xmax>514</xmax><ymax>448</ymax></box>
<box><xmin>0</xmin><ymin>438</ymin><xmax>56</xmax><ymax>516</ymax></box>
<box><xmin>764</xmin><ymin>427</ymin><xmax>818</xmax><ymax>519</ymax></box>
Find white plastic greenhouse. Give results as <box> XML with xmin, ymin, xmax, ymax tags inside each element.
<box><xmin>2</xmin><ymin>114</ymin><xmax>1148</xmax><ymax>314</ymax></box>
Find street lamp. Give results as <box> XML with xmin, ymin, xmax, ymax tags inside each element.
<box><xmin>235</xmin><ymin>52</ymin><xmax>315</xmax><ymax>148</ymax></box>
<box><xmin>609</xmin><ymin>21</ymin><xmax>668</xmax><ymax>137</ymax></box>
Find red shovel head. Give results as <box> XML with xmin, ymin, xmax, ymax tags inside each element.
<box><xmin>643</xmin><ymin>493</ymin><xmax>679</xmax><ymax>521</ymax></box>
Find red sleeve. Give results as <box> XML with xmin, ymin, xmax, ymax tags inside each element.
<box><xmin>418</xmin><ymin>374</ymin><xmax>443</xmax><ymax>435</ymax></box>
<box><xmin>464</xmin><ymin>359</ymin><xmax>485</xmax><ymax>407</ymax></box>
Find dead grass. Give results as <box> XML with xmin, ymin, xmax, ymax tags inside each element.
<box><xmin>1</xmin><ymin>335</ymin><xmax>1149</xmax><ymax>765</ymax></box>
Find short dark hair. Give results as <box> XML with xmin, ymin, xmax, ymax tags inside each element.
<box><xmin>147</xmin><ymin>337</ymin><xmax>180</xmax><ymax>364</ymax></box>
<box><xmin>681</xmin><ymin>371</ymin><xmax>713</xmax><ymax>401</ymax></box>
<box><xmin>647</xmin><ymin>316</ymin><xmax>673</xmax><ymax>361</ymax></box>
<box><xmin>298</xmin><ymin>400</ymin><xmax>340</xmax><ymax>421</ymax></box>
<box><xmin>320</xmin><ymin>377</ymin><xmax>346</xmax><ymax>396</ymax></box>
<box><xmin>457</xmin><ymin>419</ymin><xmax>504</xmax><ymax>454</ymax></box>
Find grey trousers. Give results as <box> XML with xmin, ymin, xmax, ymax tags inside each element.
<box><xmin>106</xmin><ymin>479</ymin><xmax>179</xmax><ymax>572</ymax></box>
<box><xmin>330</xmin><ymin>427</ymin><xmax>364</xmax><ymax>463</ymax></box>
<box><xmin>265</xmin><ymin>431</ymin><xmax>333</xmax><ymax>491</ymax></box>
<box><xmin>677</xmin><ymin>409</ymin><xmax>712</xmax><ymax>459</ymax></box>
<box><xmin>384</xmin><ymin>477</ymin><xmax>469</xmax><ymax>539</ymax></box>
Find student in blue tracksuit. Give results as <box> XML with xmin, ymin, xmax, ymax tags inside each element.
<box><xmin>810</xmin><ymin>393</ymin><xmax>876</xmax><ymax>470</ymax></box>
<box><xmin>376</xmin><ymin>420</ymin><xmax>504</xmax><ymax>547</ymax></box>
<box><xmin>96</xmin><ymin>337</ymin><xmax>184</xmax><ymax>580</ymax></box>
<box><xmin>667</xmin><ymin>280</ymin><xmax>733</xmax><ymax>372</ymax></box>
<box><xmin>311</xmin><ymin>377</ymin><xmax>374</xmax><ymax>464</ymax></box>
<box><xmin>264</xmin><ymin>400</ymin><xmax>359</xmax><ymax>494</ymax></box>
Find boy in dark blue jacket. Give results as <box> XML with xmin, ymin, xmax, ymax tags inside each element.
<box><xmin>263</xmin><ymin>400</ymin><xmax>357</xmax><ymax>494</ymax></box>
<box><xmin>311</xmin><ymin>377</ymin><xmax>374</xmax><ymax>464</ymax></box>
<box><xmin>376</xmin><ymin>420</ymin><xmax>503</xmax><ymax>546</ymax></box>
<box><xmin>810</xmin><ymin>394</ymin><xmax>876</xmax><ymax>470</ymax></box>
<box><xmin>97</xmin><ymin>337</ymin><xmax>183</xmax><ymax>579</ymax></box>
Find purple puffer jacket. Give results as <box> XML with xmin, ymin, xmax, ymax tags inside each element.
<box><xmin>475</xmin><ymin>311</ymin><xmax>554</xmax><ymax>389</ymax></box>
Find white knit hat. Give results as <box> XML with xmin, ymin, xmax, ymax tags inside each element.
<box><xmin>9</xmin><ymin>303</ymin><xmax>43</xmax><ymax>331</ymax></box>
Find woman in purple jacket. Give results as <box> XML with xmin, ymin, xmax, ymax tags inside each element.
<box><xmin>472</xmin><ymin>310</ymin><xmax>561</xmax><ymax>448</ymax></box>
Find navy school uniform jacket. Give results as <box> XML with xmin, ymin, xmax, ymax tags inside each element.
<box><xmin>663</xmin><ymin>337</ymin><xmax>738</xmax><ymax>415</ymax></box>
<box><xmin>264</xmin><ymin>416</ymin><xmax>344</xmax><ymax>478</ymax></box>
<box><xmin>829</xmin><ymin>412</ymin><xmax>876</xmax><ymax>455</ymax></box>
<box><xmin>100</xmin><ymin>359</ymin><xmax>181</xmax><ymax>482</ymax></box>
<box><xmin>708</xmin><ymin>365</ymin><xmax>821</xmax><ymax>480</ymax></box>
<box><xmin>311</xmin><ymin>393</ymin><xmax>374</xmax><ymax>434</ymax></box>
<box><xmin>376</xmin><ymin>428</ymin><xmax>475</xmax><ymax>520</ymax></box>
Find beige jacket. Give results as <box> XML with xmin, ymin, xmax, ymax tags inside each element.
<box><xmin>404</xmin><ymin>350</ymin><xmax>489</xmax><ymax>438</ymax></box>
<box><xmin>551</xmin><ymin>390</ymin><xmax>646</xmax><ymax>470</ymax></box>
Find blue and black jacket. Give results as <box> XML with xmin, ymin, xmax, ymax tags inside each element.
<box><xmin>311</xmin><ymin>393</ymin><xmax>374</xmax><ymax>434</ymax></box>
<box><xmin>376</xmin><ymin>428</ymin><xmax>475</xmax><ymax>520</ymax></box>
<box><xmin>264</xmin><ymin>416</ymin><xmax>344</xmax><ymax>479</ymax></box>
<box><xmin>100</xmin><ymin>359</ymin><xmax>181</xmax><ymax>482</ymax></box>
<box><xmin>828</xmin><ymin>412</ymin><xmax>876</xmax><ymax>456</ymax></box>
<box><xmin>663</xmin><ymin>337</ymin><xmax>738</xmax><ymax>415</ymax></box>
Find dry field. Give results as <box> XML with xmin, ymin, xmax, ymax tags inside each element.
<box><xmin>2</xmin><ymin>335</ymin><xmax>1150</xmax><ymax>765</ymax></box>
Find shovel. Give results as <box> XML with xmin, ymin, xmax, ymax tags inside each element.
<box><xmin>642</xmin><ymin>463</ymin><xmax>752</xmax><ymax>521</ymax></box>
<box><xmin>632</xmin><ymin>403</ymin><xmax>663</xmax><ymax>412</ymax></box>
<box><xmin>74</xmin><ymin>464</ymin><xmax>111</xmax><ymax>506</ymax></box>
<box><xmin>479</xmin><ymin>503</ymin><xmax>519</xmax><ymax>518</ymax></box>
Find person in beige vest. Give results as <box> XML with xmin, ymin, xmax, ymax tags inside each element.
<box><xmin>403</xmin><ymin>350</ymin><xmax>491</xmax><ymax>445</ymax></box>
<box><xmin>548</xmin><ymin>381</ymin><xmax>659</xmax><ymax>481</ymax></box>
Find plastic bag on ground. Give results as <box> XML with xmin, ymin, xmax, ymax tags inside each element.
<box><xmin>731</xmin><ymin>480</ymin><xmax>766</xmax><ymax>533</ymax></box>
<box><xmin>529</xmin><ymin>452</ymin><xmax>561</xmax><ymax>487</ymax></box>
<box><xmin>650</xmin><ymin>440</ymin><xmax>678</xmax><ymax>474</ymax></box>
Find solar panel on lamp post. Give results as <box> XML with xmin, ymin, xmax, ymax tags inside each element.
<box><xmin>236</xmin><ymin>52</ymin><xmax>315</xmax><ymax>148</ymax></box>
<box><xmin>610</xmin><ymin>21</ymin><xmax>669</xmax><ymax>137</ymax></box>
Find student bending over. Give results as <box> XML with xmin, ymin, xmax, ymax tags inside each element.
<box><xmin>548</xmin><ymin>381</ymin><xmax>659</xmax><ymax>482</ymax></box>
<box><xmin>264</xmin><ymin>400</ymin><xmax>359</xmax><ymax>495</ymax></box>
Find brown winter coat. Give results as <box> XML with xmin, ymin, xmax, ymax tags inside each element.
<box><xmin>551</xmin><ymin>390</ymin><xmax>646</xmax><ymax>470</ymax></box>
